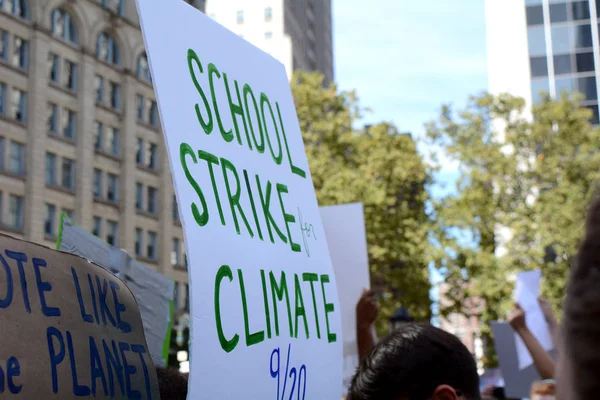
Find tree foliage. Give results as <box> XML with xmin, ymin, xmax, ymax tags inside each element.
<box><xmin>426</xmin><ymin>92</ymin><xmax>600</xmax><ymax>366</ymax></box>
<box><xmin>291</xmin><ymin>72</ymin><xmax>432</xmax><ymax>333</ymax></box>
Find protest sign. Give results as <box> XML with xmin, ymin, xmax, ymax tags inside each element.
<box><xmin>57</xmin><ymin>215</ymin><xmax>175</xmax><ymax>367</ymax></box>
<box><xmin>136</xmin><ymin>0</ymin><xmax>343</xmax><ymax>398</ymax></box>
<box><xmin>491</xmin><ymin>321</ymin><xmax>556</xmax><ymax>399</ymax></box>
<box><xmin>513</xmin><ymin>270</ymin><xmax>553</xmax><ymax>369</ymax></box>
<box><xmin>0</xmin><ymin>234</ymin><xmax>159</xmax><ymax>398</ymax></box>
<box><xmin>320</xmin><ymin>203</ymin><xmax>369</xmax><ymax>395</ymax></box>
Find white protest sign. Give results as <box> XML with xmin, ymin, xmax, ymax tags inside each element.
<box><xmin>136</xmin><ymin>1</ymin><xmax>343</xmax><ymax>398</ymax></box>
<box><xmin>320</xmin><ymin>203</ymin><xmax>370</xmax><ymax>395</ymax></box>
<box><xmin>513</xmin><ymin>270</ymin><xmax>553</xmax><ymax>370</ymax></box>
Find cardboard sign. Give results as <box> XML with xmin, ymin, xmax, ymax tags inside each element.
<box><xmin>491</xmin><ymin>321</ymin><xmax>556</xmax><ymax>399</ymax></box>
<box><xmin>57</xmin><ymin>215</ymin><xmax>175</xmax><ymax>367</ymax></box>
<box><xmin>320</xmin><ymin>203</ymin><xmax>370</xmax><ymax>395</ymax></box>
<box><xmin>0</xmin><ymin>234</ymin><xmax>160</xmax><ymax>398</ymax></box>
<box><xmin>136</xmin><ymin>0</ymin><xmax>343</xmax><ymax>397</ymax></box>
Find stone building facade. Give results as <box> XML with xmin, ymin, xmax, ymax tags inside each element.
<box><xmin>0</xmin><ymin>0</ymin><xmax>207</xmax><ymax>312</ymax></box>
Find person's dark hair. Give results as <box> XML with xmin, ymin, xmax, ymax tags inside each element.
<box><xmin>562</xmin><ymin>196</ymin><xmax>600</xmax><ymax>399</ymax></box>
<box><xmin>348</xmin><ymin>323</ymin><xmax>480</xmax><ymax>400</ymax></box>
<box><xmin>156</xmin><ymin>367</ymin><xmax>188</xmax><ymax>400</ymax></box>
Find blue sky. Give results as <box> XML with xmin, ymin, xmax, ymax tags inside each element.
<box><xmin>333</xmin><ymin>0</ymin><xmax>488</xmax><ymax>195</ymax></box>
<box><xmin>332</xmin><ymin>0</ymin><xmax>488</xmax><ymax>315</ymax></box>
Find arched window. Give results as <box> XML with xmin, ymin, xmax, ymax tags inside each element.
<box><xmin>51</xmin><ymin>8</ymin><xmax>78</xmax><ymax>45</ymax></box>
<box><xmin>1</xmin><ymin>0</ymin><xmax>29</xmax><ymax>20</ymax></box>
<box><xmin>96</xmin><ymin>32</ymin><xmax>120</xmax><ymax>66</ymax></box>
<box><xmin>137</xmin><ymin>52</ymin><xmax>151</xmax><ymax>83</ymax></box>
<box><xmin>99</xmin><ymin>0</ymin><xmax>124</xmax><ymax>16</ymax></box>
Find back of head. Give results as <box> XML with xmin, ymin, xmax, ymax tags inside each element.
<box><xmin>156</xmin><ymin>367</ymin><xmax>188</xmax><ymax>400</ymax></box>
<box><xmin>348</xmin><ymin>323</ymin><xmax>480</xmax><ymax>400</ymax></box>
<box><xmin>560</xmin><ymin>196</ymin><xmax>600</xmax><ymax>399</ymax></box>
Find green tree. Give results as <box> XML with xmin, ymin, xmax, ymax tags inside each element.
<box><xmin>291</xmin><ymin>72</ymin><xmax>432</xmax><ymax>334</ymax></box>
<box><xmin>426</xmin><ymin>92</ymin><xmax>600</xmax><ymax>366</ymax></box>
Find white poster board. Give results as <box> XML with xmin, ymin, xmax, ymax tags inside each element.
<box><xmin>513</xmin><ymin>270</ymin><xmax>553</xmax><ymax>370</ymax></box>
<box><xmin>320</xmin><ymin>203</ymin><xmax>370</xmax><ymax>395</ymax></box>
<box><xmin>136</xmin><ymin>1</ymin><xmax>343</xmax><ymax>398</ymax></box>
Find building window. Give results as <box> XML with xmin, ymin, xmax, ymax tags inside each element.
<box><xmin>135</xmin><ymin>228</ymin><xmax>143</xmax><ymax>256</ymax></box>
<box><xmin>47</xmin><ymin>103</ymin><xmax>58</xmax><ymax>133</ymax></box>
<box><xmin>51</xmin><ymin>8</ymin><xmax>78</xmax><ymax>45</ymax></box>
<box><xmin>571</xmin><ymin>1</ymin><xmax>590</xmax><ymax>21</ymax></box>
<box><xmin>147</xmin><ymin>231</ymin><xmax>157</xmax><ymax>260</ymax></box>
<box><xmin>61</xmin><ymin>158</ymin><xmax>75</xmax><ymax>190</ymax></box>
<box><xmin>526</xmin><ymin>5</ymin><xmax>544</xmax><ymax>26</ymax></box>
<box><xmin>137</xmin><ymin>52</ymin><xmax>151</xmax><ymax>82</ymax></box>
<box><xmin>555</xmin><ymin>76</ymin><xmax>574</xmax><ymax>97</ymax></box>
<box><xmin>95</xmin><ymin>75</ymin><xmax>104</xmax><ymax>103</ymax></box>
<box><xmin>7</xmin><ymin>194</ymin><xmax>23</xmax><ymax>230</ymax></box>
<box><xmin>100</xmin><ymin>0</ymin><xmax>124</xmax><ymax>16</ymax></box>
<box><xmin>1</xmin><ymin>0</ymin><xmax>29</xmax><ymax>20</ymax></box>
<box><xmin>574</xmin><ymin>24</ymin><xmax>593</xmax><ymax>49</ymax></box>
<box><xmin>93</xmin><ymin>169</ymin><xmax>102</xmax><ymax>199</ymax></box>
<box><xmin>147</xmin><ymin>143</ymin><xmax>158</xmax><ymax>170</ymax></box>
<box><xmin>92</xmin><ymin>216</ymin><xmax>101</xmax><ymax>237</ymax></box>
<box><xmin>49</xmin><ymin>53</ymin><xmax>59</xmax><ymax>83</ymax></box>
<box><xmin>173</xmin><ymin>282</ymin><xmax>180</xmax><ymax>312</ymax></box>
<box><xmin>136</xmin><ymin>138</ymin><xmax>144</xmax><ymax>165</ymax></box>
<box><xmin>96</xmin><ymin>32</ymin><xmax>119</xmax><ymax>66</ymax></box>
<box><xmin>527</xmin><ymin>26</ymin><xmax>546</xmax><ymax>57</ymax></box>
<box><xmin>136</xmin><ymin>94</ymin><xmax>144</xmax><ymax>121</ymax></box>
<box><xmin>236</xmin><ymin>10</ymin><xmax>244</xmax><ymax>24</ymax></box>
<box><xmin>107</xmin><ymin>127</ymin><xmax>119</xmax><ymax>156</ymax></box>
<box><xmin>549</xmin><ymin>3</ymin><xmax>567</xmax><ymax>23</ymax></box>
<box><xmin>0</xmin><ymin>82</ymin><xmax>5</xmax><ymax>115</ymax></box>
<box><xmin>0</xmin><ymin>138</ymin><xmax>4</xmax><ymax>170</ymax></box>
<box><xmin>530</xmin><ymin>56</ymin><xmax>548</xmax><ymax>78</ymax></box>
<box><xmin>62</xmin><ymin>109</ymin><xmax>76</xmax><ymax>140</ymax></box>
<box><xmin>8</xmin><ymin>142</ymin><xmax>24</xmax><ymax>176</ymax></box>
<box><xmin>107</xmin><ymin>173</ymin><xmax>119</xmax><ymax>203</ymax></box>
<box><xmin>11</xmin><ymin>88</ymin><xmax>27</xmax><ymax>123</ymax></box>
<box><xmin>171</xmin><ymin>238</ymin><xmax>180</xmax><ymax>266</ymax></box>
<box><xmin>173</xmin><ymin>195</ymin><xmax>179</xmax><ymax>222</ymax></box>
<box><xmin>146</xmin><ymin>99</ymin><xmax>158</xmax><ymax>126</ymax></box>
<box><xmin>184</xmin><ymin>284</ymin><xmax>190</xmax><ymax>312</ymax></box>
<box><xmin>265</xmin><ymin>7</ymin><xmax>272</xmax><ymax>21</ymax></box>
<box><xmin>64</xmin><ymin>60</ymin><xmax>77</xmax><ymax>91</ymax></box>
<box><xmin>553</xmin><ymin>54</ymin><xmax>572</xmax><ymax>75</ymax></box>
<box><xmin>265</xmin><ymin>31</ymin><xmax>273</xmax><ymax>39</ymax></box>
<box><xmin>13</xmin><ymin>36</ymin><xmax>28</xmax><ymax>70</ymax></box>
<box><xmin>44</xmin><ymin>203</ymin><xmax>56</xmax><ymax>237</ymax></box>
<box><xmin>106</xmin><ymin>220</ymin><xmax>118</xmax><ymax>246</ymax></box>
<box><xmin>45</xmin><ymin>152</ymin><xmax>56</xmax><ymax>185</ymax></box>
<box><xmin>0</xmin><ymin>30</ymin><xmax>8</xmax><ymax>61</ymax></box>
<box><xmin>110</xmin><ymin>81</ymin><xmax>120</xmax><ymax>110</ymax></box>
<box><xmin>136</xmin><ymin>183</ymin><xmax>143</xmax><ymax>210</ymax></box>
<box><xmin>94</xmin><ymin>121</ymin><xmax>103</xmax><ymax>151</ymax></box>
<box><xmin>576</xmin><ymin>52</ymin><xmax>595</xmax><ymax>72</ymax></box>
<box><xmin>147</xmin><ymin>186</ymin><xmax>157</xmax><ymax>214</ymax></box>
<box><xmin>578</xmin><ymin>76</ymin><xmax>597</xmax><ymax>101</ymax></box>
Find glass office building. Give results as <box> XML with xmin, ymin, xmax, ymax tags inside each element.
<box><xmin>487</xmin><ymin>0</ymin><xmax>600</xmax><ymax>124</ymax></box>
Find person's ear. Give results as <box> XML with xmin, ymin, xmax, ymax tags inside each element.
<box><xmin>431</xmin><ymin>384</ymin><xmax>460</xmax><ymax>400</ymax></box>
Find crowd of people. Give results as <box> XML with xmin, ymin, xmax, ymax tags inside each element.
<box><xmin>155</xmin><ymin>196</ymin><xmax>600</xmax><ymax>399</ymax></box>
<box><xmin>344</xmin><ymin>195</ymin><xmax>600</xmax><ymax>400</ymax></box>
